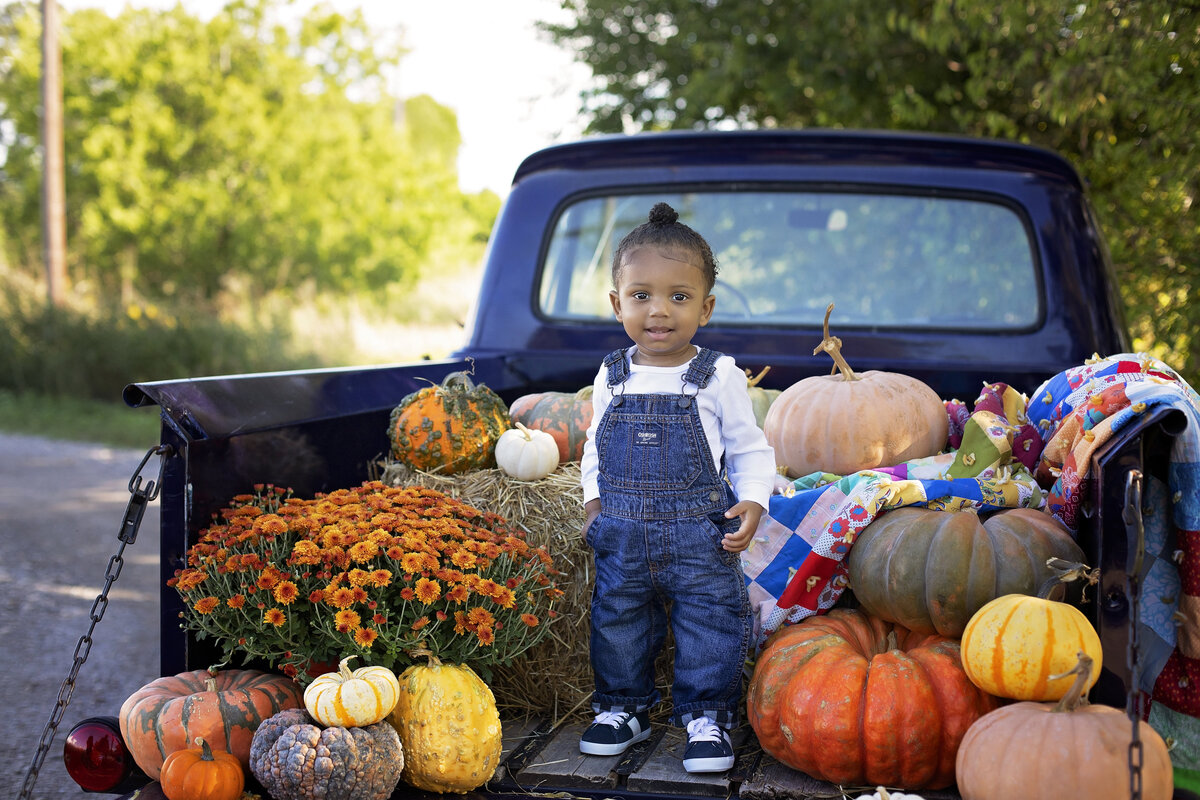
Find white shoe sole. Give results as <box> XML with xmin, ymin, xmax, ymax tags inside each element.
<box><xmin>579</xmin><ymin>726</ymin><xmax>652</xmax><ymax>756</ymax></box>
<box><xmin>682</xmin><ymin>754</ymin><xmax>735</xmax><ymax>773</ymax></box>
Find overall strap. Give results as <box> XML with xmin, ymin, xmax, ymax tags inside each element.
<box><xmin>683</xmin><ymin>348</ymin><xmax>723</xmax><ymax>389</ymax></box>
<box><xmin>603</xmin><ymin>348</ymin><xmax>630</xmax><ymax>387</ymax></box>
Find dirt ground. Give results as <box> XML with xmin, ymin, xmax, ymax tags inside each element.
<box><xmin>0</xmin><ymin>433</ymin><xmax>162</xmax><ymax>798</ymax></box>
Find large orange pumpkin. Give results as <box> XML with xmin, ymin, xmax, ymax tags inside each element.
<box><xmin>508</xmin><ymin>386</ymin><xmax>594</xmax><ymax>462</ymax></box>
<box><xmin>388</xmin><ymin>370</ymin><xmax>510</xmax><ymax>474</ymax></box>
<box><xmin>119</xmin><ymin>667</ymin><xmax>302</xmax><ymax>780</ymax></box>
<box><xmin>764</xmin><ymin>305</ymin><xmax>947</xmax><ymax>477</ymax></box>
<box><xmin>846</xmin><ymin>507</ymin><xmax>1086</xmax><ymax>637</ymax></box>
<box><xmin>746</xmin><ymin>608</ymin><xmax>1000</xmax><ymax>790</ymax></box>
<box><xmin>956</xmin><ymin>654</ymin><xmax>1174</xmax><ymax>800</ymax></box>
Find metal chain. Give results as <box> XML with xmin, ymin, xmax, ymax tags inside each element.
<box><xmin>19</xmin><ymin>444</ymin><xmax>171</xmax><ymax>800</ymax></box>
<box><xmin>1123</xmin><ymin>469</ymin><xmax>1145</xmax><ymax>800</ymax></box>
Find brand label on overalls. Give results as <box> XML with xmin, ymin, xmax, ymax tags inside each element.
<box><xmin>635</xmin><ymin>428</ymin><xmax>661</xmax><ymax>446</ymax></box>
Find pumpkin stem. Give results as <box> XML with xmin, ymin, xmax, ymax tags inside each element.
<box><xmin>337</xmin><ymin>655</ymin><xmax>358</xmax><ymax>678</ymax></box>
<box><xmin>1037</xmin><ymin>558</ymin><xmax>1100</xmax><ymax>602</ymax></box>
<box><xmin>194</xmin><ymin>737</ymin><xmax>215</xmax><ymax>762</ymax></box>
<box><xmin>514</xmin><ymin>421</ymin><xmax>534</xmax><ymax>440</ymax></box>
<box><xmin>1049</xmin><ymin>652</ymin><xmax>1094</xmax><ymax>713</ymax></box>
<box><xmin>812</xmin><ymin>303</ymin><xmax>858</xmax><ymax>382</ymax></box>
<box><xmin>745</xmin><ymin>366</ymin><xmax>771</xmax><ymax>387</ymax></box>
<box><xmin>406</xmin><ymin>646</ymin><xmax>443</xmax><ymax>667</ymax></box>
<box><xmin>882</xmin><ymin>628</ymin><xmax>899</xmax><ymax>654</ymax></box>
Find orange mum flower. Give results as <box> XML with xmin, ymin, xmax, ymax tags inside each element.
<box><xmin>521</xmin><ymin>613</ymin><xmax>539</xmax><ymax>627</ymax></box>
<box><xmin>193</xmin><ymin>597</ymin><xmax>220</xmax><ymax>614</ymax></box>
<box><xmin>415</xmin><ymin>578</ymin><xmax>441</xmax><ymax>604</ymax></box>
<box><xmin>399</xmin><ymin>552</ymin><xmax>425</xmax><ymax>574</ymax></box>
<box><xmin>347</xmin><ymin>568</ymin><xmax>372</xmax><ymax>586</ymax></box>
<box><xmin>446</xmin><ymin>584</ymin><xmax>470</xmax><ymax>604</ymax></box>
<box><xmin>335</xmin><ymin>609</ymin><xmax>361</xmax><ymax>633</ymax></box>
<box><xmin>254</xmin><ymin>514</ymin><xmax>288</xmax><ymax>535</ymax></box>
<box><xmin>476</xmin><ymin>626</ymin><xmax>495</xmax><ymax>646</ymax></box>
<box><xmin>263</xmin><ymin>608</ymin><xmax>286</xmax><ymax>627</ymax></box>
<box><xmin>227</xmin><ymin>594</ymin><xmax>246</xmax><ymax>609</ymax></box>
<box><xmin>272</xmin><ymin>581</ymin><xmax>299</xmax><ymax>605</ymax></box>
<box><xmin>370</xmin><ymin>569</ymin><xmax>392</xmax><ymax>587</ymax></box>
<box><xmin>400</xmin><ymin>587</ymin><xmax>415</xmax><ymax>601</ymax></box>
<box><xmin>348</xmin><ymin>540</ymin><xmax>378</xmax><ymax>563</ymax></box>
<box><xmin>354</xmin><ymin>627</ymin><xmax>378</xmax><ymax>648</ymax></box>
<box><xmin>492</xmin><ymin>586</ymin><xmax>516</xmax><ymax>609</ymax></box>
<box><xmin>328</xmin><ymin>587</ymin><xmax>357</xmax><ymax>609</ymax></box>
<box><xmin>467</xmin><ymin>606</ymin><xmax>495</xmax><ymax>628</ymax></box>
<box><xmin>450</xmin><ymin>549</ymin><xmax>477</xmax><ymax>569</ymax></box>
<box><xmin>411</xmin><ymin>616</ymin><xmax>431</xmax><ymax>631</ymax></box>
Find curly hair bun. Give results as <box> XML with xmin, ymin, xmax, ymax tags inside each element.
<box><xmin>647</xmin><ymin>202</ymin><xmax>679</xmax><ymax>226</ymax></box>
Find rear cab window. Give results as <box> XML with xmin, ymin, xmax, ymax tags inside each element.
<box><xmin>537</xmin><ymin>190</ymin><xmax>1040</xmax><ymax>330</ymax></box>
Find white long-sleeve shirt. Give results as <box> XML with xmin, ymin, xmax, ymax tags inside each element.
<box><xmin>580</xmin><ymin>347</ymin><xmax>777</xmax><ymax>509</ymax></box>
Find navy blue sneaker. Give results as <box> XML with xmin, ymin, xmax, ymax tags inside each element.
<box><xmin>579</xmin><ymin>710</ymin><xmax>652</xmax><ymax>756</ymax></box>
<box><xmin>682</xmin><ymin>717</ymin><xmax>734</xmax><ymax>773</ymax></box>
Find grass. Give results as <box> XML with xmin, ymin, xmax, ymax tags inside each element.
<box><xmin>0</xmin><ymin>390</ymin><xmax>163</xmax><ymax>449</ymax></box>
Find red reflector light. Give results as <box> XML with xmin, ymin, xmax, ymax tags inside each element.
<box><xmin>62</xmin><ymin>717</ymin><xmax>133</xmax><ymax>793</ymax></box>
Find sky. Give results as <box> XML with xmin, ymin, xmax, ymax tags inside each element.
<box><xmin>57</xmin><ymin>0</ymin><xmax>596</xmax><ymax>195</ymax></box>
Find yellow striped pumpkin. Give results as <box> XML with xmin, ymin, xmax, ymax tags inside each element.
<box><xmin>303</xmin><ymin>656</ymin><xmax>400</xmax><ymax>728</ymax></box>
<box><xmin>959</xmin><ymin>593</ymin><xmax>1102</xmax><ymax>701</ymax></box>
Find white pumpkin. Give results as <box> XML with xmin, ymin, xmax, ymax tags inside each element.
<box><xmin>495</xmin><ymin>422</ymin><xmax>560</xmax><ymax>480</ymax></box>
<box><xmin>303</xmin><ymin>656</ymin><xmax>401</xmax><ymax>728</ymax></box>
<box><xmin>854</xmin><ymin>789</ymin><xmax>927</xmax><ymax>800</ymax></box>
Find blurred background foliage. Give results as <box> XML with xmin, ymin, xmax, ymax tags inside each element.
<box><xmin>0</xmin><ymin>0</ymin><xmax>1195</xmax><ymax>440</ymax></box>
<box><xmin>546</xmin><ymin>0</ymin><xmax>1198</xmax><ymax>386</ymax></box>
<box><xmin>0</xmin><ymin>0</ymin><xmax>497</xmax><ymax>414</ymax></box>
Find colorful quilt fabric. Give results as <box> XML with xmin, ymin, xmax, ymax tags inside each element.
<box><xmin>741</xmin><ymin>382</ymin><xmax>1046</xmax><ymax>650</ymax></box>
<box><xmin>1027</xmin><ymin>353</ymin><xmax>1200</xmax><ymax>719</ymax></box>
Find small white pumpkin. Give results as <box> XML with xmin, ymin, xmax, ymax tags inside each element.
<box><xmin>854</xmin><ymin>789</ymin><xmax>927</xmax><ymax>800</ymax></box>
<box><xmin>303</xmin><ymin>656</ymin><xmax>401</xmax><ymax>728</ymax></box>
<box><xmin>495</xmin><ymin>422</ymin><xmax>560</xmax><ymax>481</ymax></box>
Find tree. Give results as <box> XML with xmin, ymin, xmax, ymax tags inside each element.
<box><xmin>0</xmin><ymin>0</ymin><xmax>475</xmax><ymax>302</ymax></box>
<box><xmin>545</xmin><ymin>0</ymin><xmax>1200</xmax><ymax>381</ymax></box>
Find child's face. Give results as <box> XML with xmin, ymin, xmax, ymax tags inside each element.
<box><xmin>610</xmin><ymin>246</ymin><xmax>715</xmax><ymax>367</ymax></box>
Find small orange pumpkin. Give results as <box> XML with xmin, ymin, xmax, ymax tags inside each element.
<box><xmin>764</xmin><ymin>304</ymin><xmax>947</xmax><ymax>477</ymax></box>
<box><xmin>508</xmin><ymin>386</ymin><xmax>594</xmax><ymax>462</ymax></box>
<box><xmin>159</xmin><ymin>737</ymin><xmax>245</xmax><ymax>800</ymax></box>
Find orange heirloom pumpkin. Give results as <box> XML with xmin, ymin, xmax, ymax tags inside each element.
<box><xmin>158</xmin><ymin>737</ymin><xmax>245</xmax><ymax>800</ymax></box>
<box><xmin>119</xmin><ymin>667</ymin><xmax>302</xmax><ymax>780</ymax></box>
<box><xmin>508</xmin><ymin>386</ymin><xmax>594</xmax><ymax>462</ymax></box>
<box><xmin>746</xmin><ymin>608</ymin><xmax>1000</xmax><ymax>790</ymax></box>
<box><xmin>956</xmin><ymin>653</ymin><xmax>1174</xmax><ymax>800</ymax></box>
<box><xmin>764</xmin><ymin>304</ymin><xmax>947</xmax><ymax>477</ymax></box>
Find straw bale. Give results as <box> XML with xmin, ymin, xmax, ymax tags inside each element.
<box><xmin>379</xmin><ymin>459</ymin><xmax>676</xmax><ymax>726</ymax></box>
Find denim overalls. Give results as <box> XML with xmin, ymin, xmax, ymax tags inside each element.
<box><xmin>586</xmin><ymin>347</ymin><xmax>753</xmax><ymax>729</ymax></box>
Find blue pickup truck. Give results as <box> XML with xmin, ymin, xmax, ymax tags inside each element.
<box><xmin>61</xmin><ymin>129</ymin><xmax>1189</xmax><ymax>798</ymax></box>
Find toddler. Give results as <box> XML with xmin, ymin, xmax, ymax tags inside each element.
<box><xmin>578</xmin><ymin>202</ymin><xmax>776</xmax><ymax>773</ymax></box>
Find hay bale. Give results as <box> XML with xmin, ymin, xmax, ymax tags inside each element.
<box><xmin>379</xmin><ymin>459</ymin><xmax>676</xmax><ymax>726</ymax></box>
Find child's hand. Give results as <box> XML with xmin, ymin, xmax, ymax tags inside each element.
<box><xmin>722</xmin><ymin>500</ymin><xmax>763</xmax><ymax>552</ymax></box>
<box><xmin>582</xmin><ymin>499</ymin><xmax>601</xmax><ymax>539</ymax></box>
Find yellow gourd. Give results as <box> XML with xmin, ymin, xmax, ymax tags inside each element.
<box><xmin>388</xmin><ymin>651</ymin><xmax>503</xmax><ymax>793</ymax></box>
<box><xmin>960</xmin><ymin>592</ymin><xmax>1102</xmax><ymax>701</ymax></box>
<box><xmin>303</xmin><ymin>656</ymin><xmax>401</xmax><ymax>728</ymax></box>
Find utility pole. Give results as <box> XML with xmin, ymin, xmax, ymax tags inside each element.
<box><xmin>41</xmin><ymin>0</ymin><xmax>67</xmax><ymax>307</ymax></box>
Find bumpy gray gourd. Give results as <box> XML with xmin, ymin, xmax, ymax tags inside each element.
<box><xmin>249</xmin><ymin>708</ymin><xmax>404</xmax><ymax>800</ymax></box>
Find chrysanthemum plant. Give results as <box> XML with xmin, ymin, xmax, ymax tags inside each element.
<box><xmin>170</xmin><ymin>481</ymin><xmax>564</xmax><ymax>683</ymax></box>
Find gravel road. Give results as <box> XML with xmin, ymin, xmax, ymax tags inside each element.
<box><xmin>0</xmin><ymin>434</ymin><xmax>162</xmax><ymax>799</ymax></box>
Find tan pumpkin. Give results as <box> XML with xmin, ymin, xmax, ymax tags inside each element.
<box><xmin>119</xmin><ymin>667</ymin><xmax>302</xmax><ymax>780</ymax></box>
<box><xmin>388</xmin><ymin>651</ymin><xmax>502</xmax><ymax>793</ymax></box>
<box><xmin>764</xmin><ymin>304</ymin><xmax>947</xmax><ymax>477</ymax></box>
<box><xmin>303</xmin><ymin>656</ymin><xmax>401</xmax><ymax>728</ymax></box>
<box><xmin>846</xmin><ymin>507</ymin><xmax>1087</xmax><ymax>637</ymax></box>
<box><xmin>955</xmin><ymin>653</ymin><xmax>1174</xmax><ymax>800</ymax></box>
<box><xmin>494</xmin><ymin>422</ymin><xmax>561</xmax><ymax>480</ymax></box>
<box><xmin>960</xmin><ymin>591</ymin><xmax>1103</xmax><ymax>701</ymax></box>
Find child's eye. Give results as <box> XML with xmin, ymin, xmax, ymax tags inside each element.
<box><xmin>672</xmin><ymin>293</ymin><xmax>689</xmax><ymax>302</ymax></box>
<box><xmin>632</xmin><ymin>291</ymin><xmax>649</xmax><ymax>300</ymax></box>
